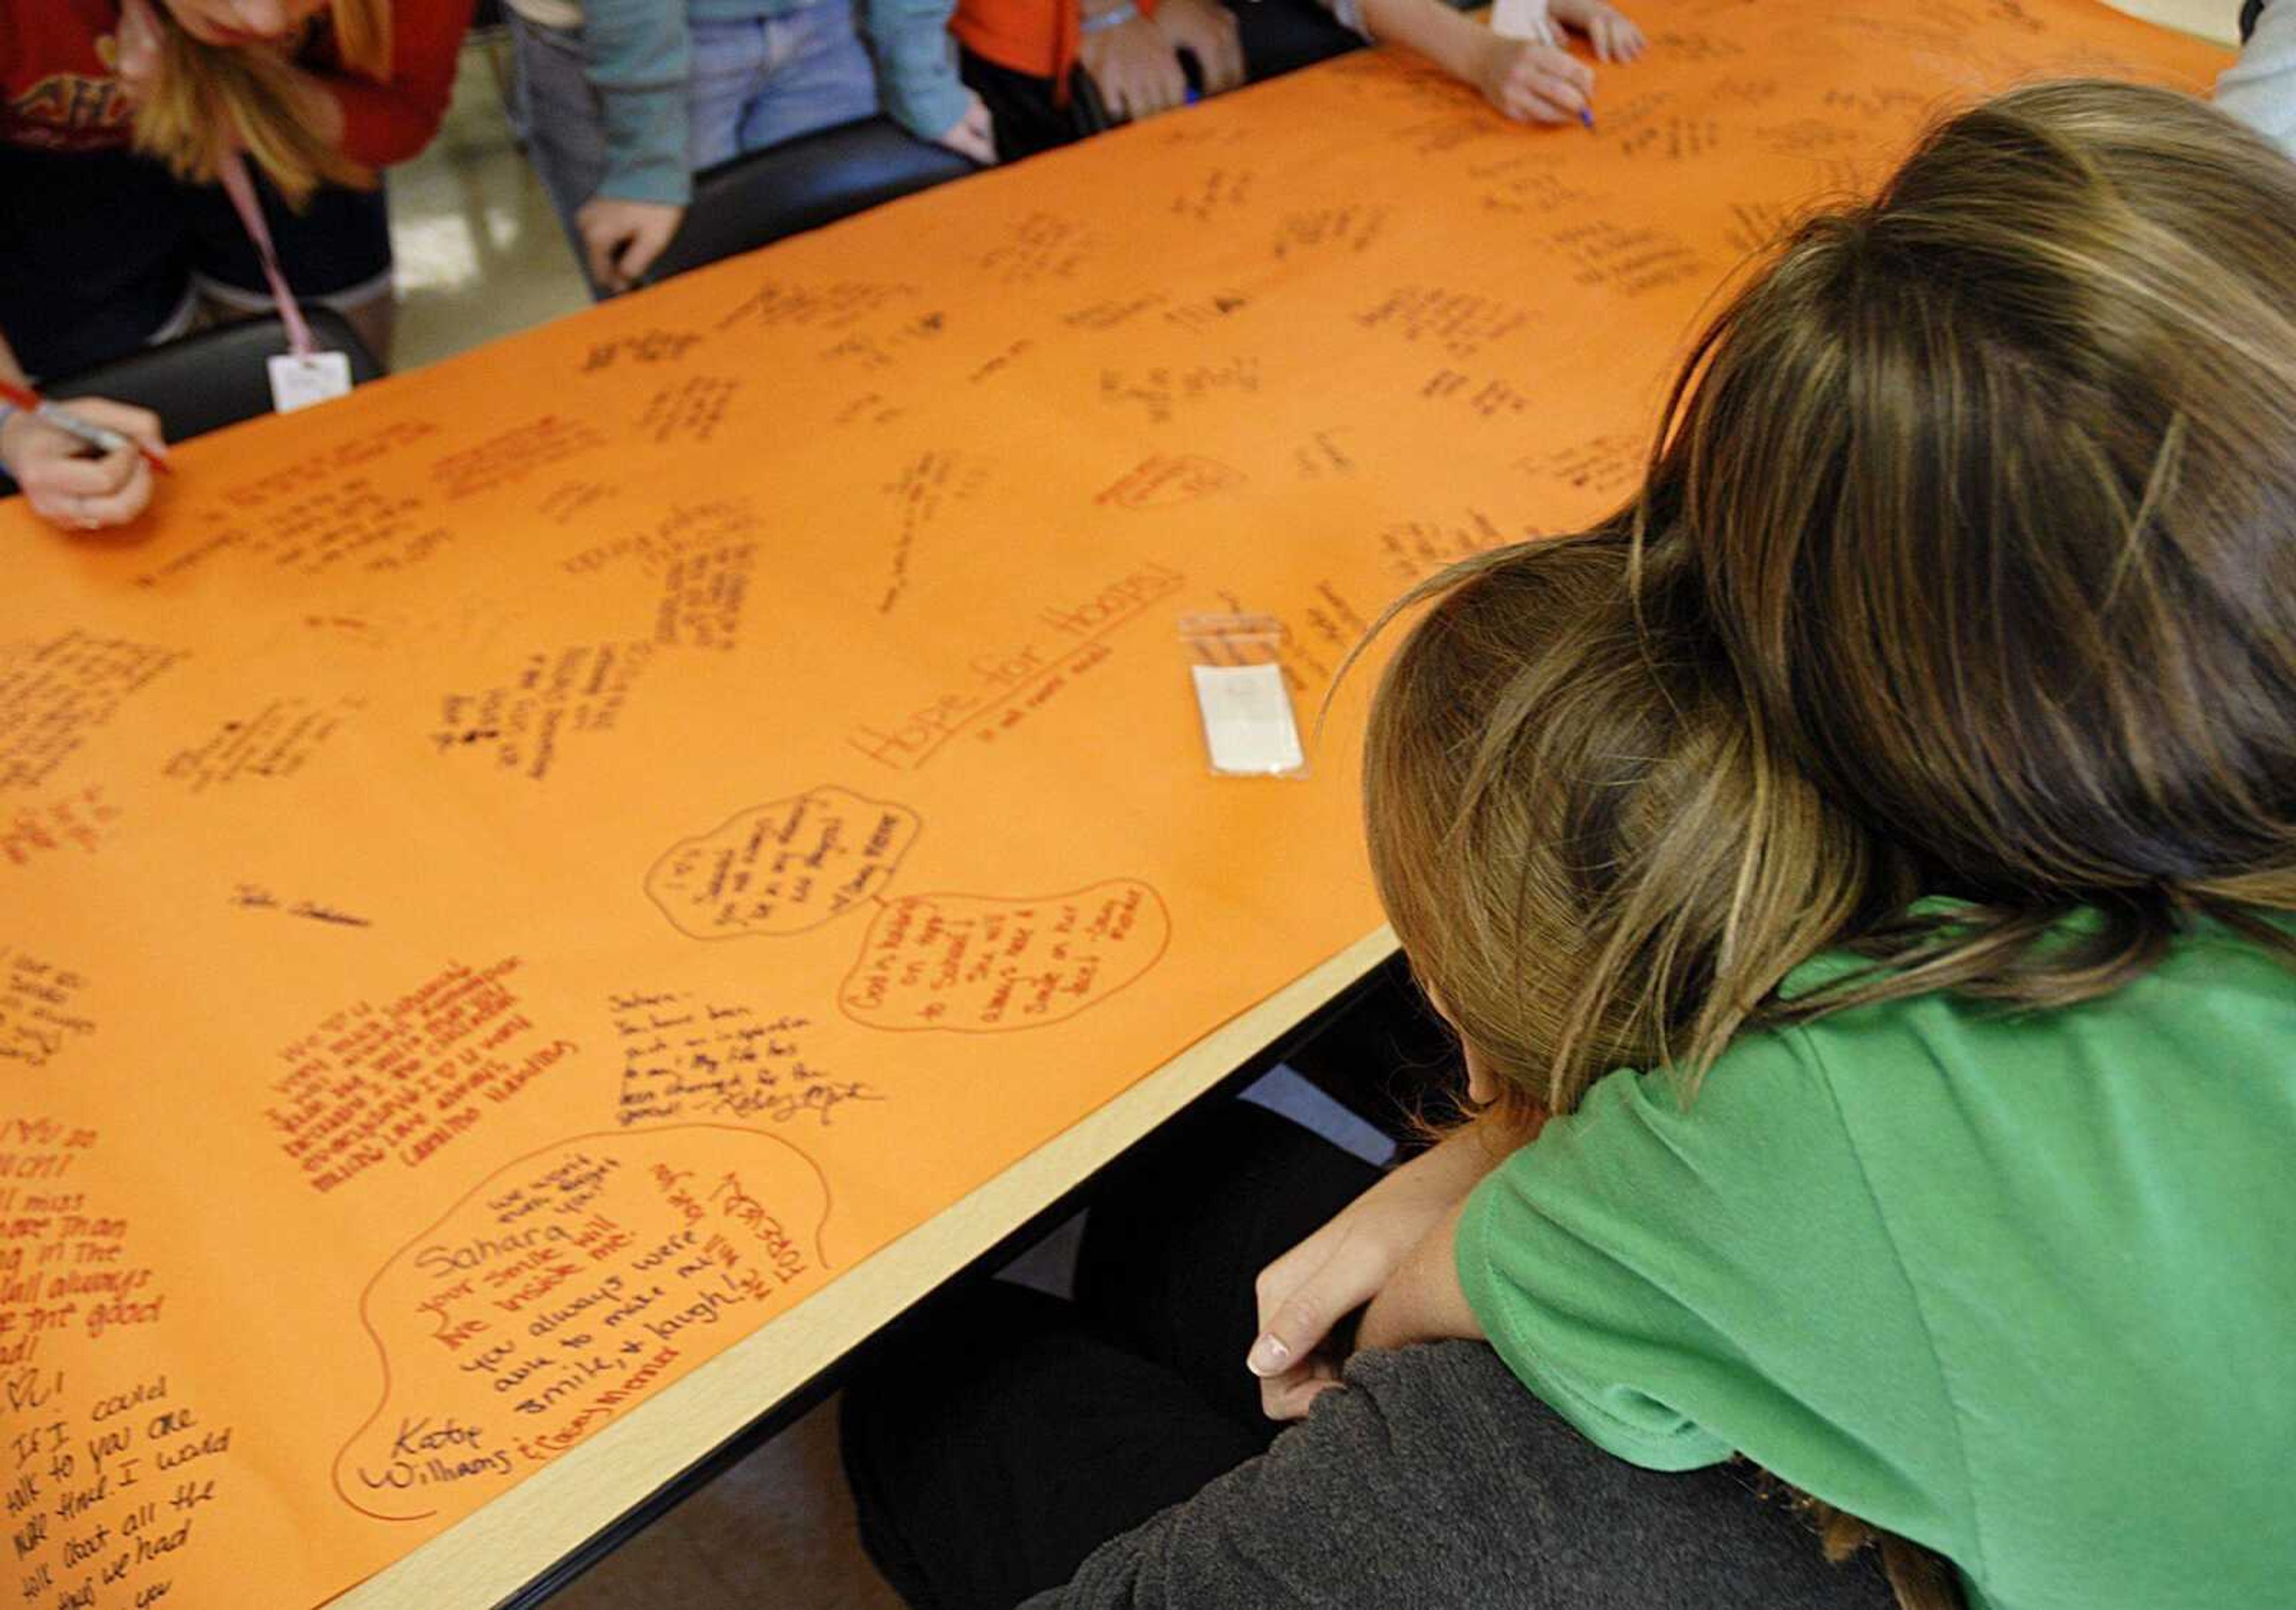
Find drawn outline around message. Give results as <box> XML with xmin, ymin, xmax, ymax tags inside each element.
<box><xmin>643</xmin><ymin>787</ymin><xmax>1174</xmax><ymax>1032</ymax></box>
<box><xmin>838</xmin><ymin>880</ymin><xmax>1174</xmax><ymax>1034</ymax></box>
<box><xmin>331</xmin><ymin>1124</ymin><xmax>835</xmax><ymax>1522</ymax></box>
<box><xmin>643</xmin><ymin>786</ymin><xmax>922</xmax><ymax>939</ymax></box>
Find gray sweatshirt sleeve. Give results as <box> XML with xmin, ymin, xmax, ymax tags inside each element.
<box><xmin>2219</xmin><ymin>0</ymin><xmax>2296</xmax><ymax>158</ymax></box>
<box><xmin>1018</xmin><ymin>1341</ymin><xmax>1895</xmax><ymax>1610</ymax></box>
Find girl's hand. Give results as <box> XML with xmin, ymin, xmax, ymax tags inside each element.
<box><xmin>1247</xmin><ymin>1126</ymin><xmax>1505</xmax><ymax>1419</ymax></box>
<box><xmin>1154</xmin><ymin>0</ymin><xmax>1246</xmax><ymax>96</ymax></box>
<box><xmin>936</xmin><ymin>90</ymin><xmax>999</xmax><ymax>164</ymax></box>
<box><xmin>1</xmin><ymin>399</ymin><xmax>167</xmax><ymax>533</ymax></box>
<box><xmin>1549</xmin><ymin>0</ymin><xmax>1645</xmax><ymax>62</ymax></box>
<box><xmin>1081</xmin><ymin>12</ymin><xmax>1190</xmax><ymax>121</ymax></box>
<box><xmin>576</xmin><ymin>197</ymin><xmax>686</xmax><ymax>293</ymax></box>
<box><xmin>1471</xmin><ymin>36</ymin><xmax>1595</xmax><ymax>124</ymax></box>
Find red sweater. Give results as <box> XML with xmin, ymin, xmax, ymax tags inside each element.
<box><xmin>0</xmin><ymin>0</ymin><xmax>474</xmax><ymax>169</ymax></box>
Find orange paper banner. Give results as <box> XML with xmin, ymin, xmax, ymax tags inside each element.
<box><xmin>0</xmin><ymin>3</ymin><xmax>2225</xmax><ymax>1606</ymax></box>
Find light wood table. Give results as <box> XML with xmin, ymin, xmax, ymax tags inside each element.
<box><xmin>331</xmin><ymin>929</ymin><xmax>1396</xmax><ymax>1609</ymax></box>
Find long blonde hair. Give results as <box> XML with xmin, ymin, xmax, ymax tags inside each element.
<box><xmin>132</xmin><ymin>0</ymin><xmax>392</xmax><ymax>204</ymax></box>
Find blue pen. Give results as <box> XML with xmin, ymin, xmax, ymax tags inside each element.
<box><xmin>1579</xmin><ymin>106</ymin><xmax>1596</xmax><ymax>131</ymax></box>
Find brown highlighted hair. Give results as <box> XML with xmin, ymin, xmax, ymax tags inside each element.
<box><xmin>1363</xmin><ymin>528</ymin><xmax>1890</xmax><ymax>1128</ymax></box>
<box><xmin>133</xmin><ymin>1</ymin><xmax>392</xmax><ymax>205</ymax></box>
<box><xmin>1370</xmin><ymin>81</ymin><xmax>2296</xmax><ymax>1127</ymax></box>
<box><xmin>1643</xmin><ymin>77</ymin><xmax>2296</xmax><ymax>1033</ymax></box>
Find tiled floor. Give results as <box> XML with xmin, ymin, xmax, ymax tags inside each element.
<box><xmin>390</xmin><ymin>30</ymin><xmax>591</xmax><ymax>373</ymax></box>
<box><xmin>379</xmin><ymin>4</ymin><xmax>2248</xmax><ymax>1603</ymax></box>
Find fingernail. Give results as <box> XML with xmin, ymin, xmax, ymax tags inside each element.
<box><xmin>1246</xmin><ymin>1334</ymin><xmax>1290</xmax><ymax>1376</ymax></box>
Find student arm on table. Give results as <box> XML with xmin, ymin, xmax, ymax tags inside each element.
<box><xmin>1351</xmin><ymin>0</ymin><xmax>1643</xmax><ymax>125</ymax></box>
<box><xmin>1248</xmin><ymin>1125</ymin><xmax>1501</xmax><ymax>1419</ymax></box>
<box><xmin>575</xmin><ymin>0</ymin><xmax>696</xmax><ymax>290</ymax></box>
<box><xmin>866</xmin><ymin>0</ymin><xmax>1000</xmax><ymax>161</ymax></box>
<box><xmin>1016</xmin><ymin>1343</ymin><xmax>1537</xmax><ymax>1610</ymax></box>
<box><xmin>1017</xmin><ymin>1340</ymin><xmax>1880</xmax><ymax>1610</ymax></box>
<box><xmin>1080</xmin><ymin>0</ymin><xmax>1191</xmax><ymax>120</ymax></box>
<box><xmin>1152</xmin><ymin>0</ymin><xmax>1245</xmax><ymax>96</ymax></box>
<box><xmin>1354</xmin><ymin>0</ymin><xmax>1590</xmax><ymax>124</ymax></box>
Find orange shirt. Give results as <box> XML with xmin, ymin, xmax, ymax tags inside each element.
<box><xmin>954</xmin><ymin>0</ymin><xmax>1162</xmax><ymax>85</ymax></box>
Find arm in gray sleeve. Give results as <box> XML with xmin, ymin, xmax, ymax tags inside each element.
<box><xmin>1019</xmin><ymin>1341</ymin><xmax>1895</xmax><ymax>1610</ymax></box>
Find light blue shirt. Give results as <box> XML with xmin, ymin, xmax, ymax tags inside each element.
<box><xmin>574</xmin><ymin>0</ymin><xmax>966</xmax><ymax>206</ymax></box>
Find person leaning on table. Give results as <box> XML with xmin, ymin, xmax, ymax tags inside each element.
<box><xmin>0</xmin><ymin>0</ymin><xmax>472</xmax><ymax>531</ymax></box>
<box><xmin>502</xmin><ymin>0</ymin><xmax>996</xmax><ymax>295</ymax></box>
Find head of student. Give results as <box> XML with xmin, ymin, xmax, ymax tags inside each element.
<box><xmin>130</xmin><ymin>0</ymin><xmax>392</xmax><ymax>203</ymax></box>
<box><xmin>158</xmin><ymin>0</ymin><xmax>334</xmax><ymax>44</ymax></box>
<box><xmin>1361</xmin><ymin>527</ymin><xmax>1873</xmax><ymax>1133</ymax></box>
<box><xmin>1364</xmin><ymin>79</ymin><xmax>2296</xmax><ymax>1134</ymax></box>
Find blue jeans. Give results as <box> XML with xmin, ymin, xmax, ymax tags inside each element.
<box><xmin>510</xmin><ymin>6</ymin><xmax>878</xmax><ymax>295</ymax></box>
<box><xmin>688</xmin><ymin>10</ymin><xmax>878</xmax><ymax>165</ymax></box>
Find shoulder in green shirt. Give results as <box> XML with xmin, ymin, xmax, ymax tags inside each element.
<box><xmin>1457</xmin><ymin>917</ymin><xmax>2296</xmax><ymax>1610</ymax></box>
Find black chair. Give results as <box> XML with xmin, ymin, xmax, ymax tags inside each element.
<box><xmin>42</xmin><ymin>307</ymin><xmax>387</xmax><ymax>447</ymax></box>
<box><xmin>1226</xmin><ymin>0</ymin><xmax>1364</xmax><ymax>81</ymax></box>
<box><xmin>642</xmin><ymin>117</ymin><xmax>981</xmax><ymax>285</ymax></box>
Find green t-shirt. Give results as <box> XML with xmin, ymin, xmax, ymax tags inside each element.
<box><xmin>1457</xmin><ymin>918</ymin><xmax>2296</xmax><ymax>1610</ymax></box>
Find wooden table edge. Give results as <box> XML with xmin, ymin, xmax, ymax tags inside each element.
<box><xmin>323</xmin><ymin>924</ymin><xmax>1401</xmax><ymax>1609</ymax></box>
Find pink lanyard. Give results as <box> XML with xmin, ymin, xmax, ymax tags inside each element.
<box><xmin>216</xmin><ymin>151</ymin><xmax>318</xmax><ymax>358</ymax></box>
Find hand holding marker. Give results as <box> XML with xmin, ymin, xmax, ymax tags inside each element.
<box><xmin>0</xmin><ymin>380</ymin><xmax>172</xmax><ymax>477</ymax></box>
